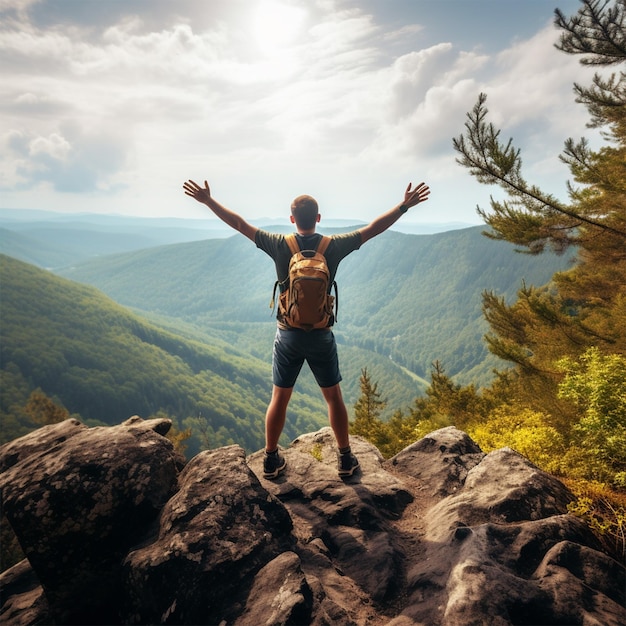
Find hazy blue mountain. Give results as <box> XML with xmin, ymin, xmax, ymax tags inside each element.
<box><xmin>0</xmin><ymin>209</ymin><xmax>478</xmax><ymax>270</ymax></box>
<box><xmin>0</xmin><ymin>227</ymin><xmax>77</xmax><ymax>269</ymax></box>
<box><xmin>0</xmin><ymin>211</ymin><xmax>231</xmax><ymax>267</ymax></box>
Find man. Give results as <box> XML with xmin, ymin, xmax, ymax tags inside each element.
<box><xmin>183</xmin><ymin>179</ymin><xmax>430</xmax><ymax>478</ymax></box>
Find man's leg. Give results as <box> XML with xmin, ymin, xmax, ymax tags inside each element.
<box><xmin>321</xmin><ymin>383</ymin><xmax>360</xmax><ymax>476</ymax></box>
<box><xmin>263</xmin><ymin>385</ymin><xmax>292</xmax><ymax>479</ymax></box>
<box><xmin>320</xmin><ymin>383</ymin><xmax>349</xmax><ymax>449</ymax></box>
<box><xmin>265</xmin><ymin>385</ymin><xmax>293</xmax><ymax>452</ymax></box>
<box><xmin>308</xmin><ymin>331</ymin><xmax>359</xmax><ymax>476</ymax></box>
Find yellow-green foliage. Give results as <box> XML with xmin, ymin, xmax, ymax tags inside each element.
<box><xmin>469</xmin><ymin>406</ymin><xmax>565</xmax><ymax>474</ymax></box>
<box><xmin>310</xmin><ymin>443</ymin><xmax>323</xmax><ymax>462</ymax></box>
<box><xmin>565</xmin><ymin>479</ymin><xmax>626</xmax><ymax>561</ymax></box>
<box><xmin>557</xmin><ymin>348</ymin><xmax>626</xmax><ymax>486</ymax></box>
<box><xmin>165</xmin><ymin>424</ymin><xmax>193</xmax><ymax>456</ymax></box>
<box><xmin>410</xmin><ymin>413</ymin><xmax>454</xmax><ymax>441</ymax></box>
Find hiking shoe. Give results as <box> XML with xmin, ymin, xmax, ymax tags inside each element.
<box><xmin>263</xmin><ymin>450</ymin><xmax>286</xmax><ymax>479</ymax></box>
<box><xmin>338</xmin><ymin>451</ymin><xmax>360</xmax><ymax>477</ymax></box>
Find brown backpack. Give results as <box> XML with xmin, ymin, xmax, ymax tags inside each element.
<box><xmin>271</xmin><ymin>234</ymin><xmax>338</xmax><ymax>330</ymax></box>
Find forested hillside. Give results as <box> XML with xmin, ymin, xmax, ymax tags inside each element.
<box><xmin>0</xmin><ymin>254</ymin><xmax>328</xmax><ymax>454</ymax></box>
<box><xmin>58</xmin><ymin>225</ymin><xmax>573</xmax><ymax>390</ymax></box>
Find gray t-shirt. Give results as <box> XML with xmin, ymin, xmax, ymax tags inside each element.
<box><xmin>255</xmin><ymin>230</ymin><xmax>362</xmax><ymax>292</ymax></box>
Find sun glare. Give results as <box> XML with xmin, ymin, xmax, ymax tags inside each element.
<box><xmin>253</xmin><ymin>0</ymin><xmax>306</xmax><ymax>55</ymax></box>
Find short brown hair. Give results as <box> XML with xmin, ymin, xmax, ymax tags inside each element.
<box><xmin>291</xmin><ymin>195</ymin><xmax>319</xmax><ymax>230</ymax></box>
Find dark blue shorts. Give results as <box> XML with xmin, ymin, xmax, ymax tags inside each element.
<box><xmin>272</xmin><ymin>327</ymin><xmax>342</xmax><ymax>388</ymax></box>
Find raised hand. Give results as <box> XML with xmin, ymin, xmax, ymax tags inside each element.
<box><xmin>183</xmin><ymin>179</ymin><xmax>212</xmax><ymax>204</ymax></box>
<box><xmin>403</xmin><ymin>182</ymin><xmax>430</xmax><ymax>208</ymax></box>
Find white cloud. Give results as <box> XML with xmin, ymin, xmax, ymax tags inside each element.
<box><xmin>29</xmin><ymin>132</ymin><xmax>70</xmax><ymax>159</ymax></box>
<box><xmin>0</xmin><ymin>0</ymin><xmax>600</xmax><ymax>222</ymax></box>
<box><xmin>489</xmin><ymin>26</ymin><xmax>589</xmax><ymax>126</ymax></box>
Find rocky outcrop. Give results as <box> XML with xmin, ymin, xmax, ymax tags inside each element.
<box><xmin>1</xmin><ymin>419</ymin><xmax>624</xmax><ymax>626</ymax></box>
<box><xmin>0</xmin><ymin>417</ymin><xmax>184</xmax><ymax>625</ymax></box>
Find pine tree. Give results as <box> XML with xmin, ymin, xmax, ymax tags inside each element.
<box><xmin>404</xmin><ymin>361</ymin><xmax>491</xmax><ymax>436</ymax></box>
<box><xmin>452</xmin><ymin>0</ymin><xmax>626</xmax><ymax>417</ymax></box>
<box><xmin>351</xmin><ymin>368</ymin><xmax>387</xmax><ymax>443</ymax></box>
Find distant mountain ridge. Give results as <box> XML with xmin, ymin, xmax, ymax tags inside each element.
<box><xmin>0</xmin><ymin>209</ymin><xmax>478</xmax><ymax>270</ymax></box>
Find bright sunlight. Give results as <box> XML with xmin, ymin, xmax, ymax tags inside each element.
<box><xmin>252</xmin><ymin>0</ymin><xmax>307</xmax><ymax>55</ymax></box>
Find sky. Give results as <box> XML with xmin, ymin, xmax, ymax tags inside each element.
<box><xmin>0</xmin><ymin>0</ymin><xmax>600</xmax><ymax>226</ymax></box>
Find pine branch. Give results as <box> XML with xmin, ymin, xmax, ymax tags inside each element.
<box><xmin>453</xmin><ymin>93</ymin><xmax>626</xmax><ymax>240</ymax></box>
<box><xmin>555</xmin><ymin>0</ymin><xmax>626</xmax><ymax>65</ymax></box>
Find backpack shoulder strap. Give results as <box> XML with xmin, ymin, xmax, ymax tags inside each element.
<box><xmin>285</xmin><ymin>233</ymin><xmax>300</xmax><ymax>256</ymax></box>
<box><xmin>316</xmin><ymin>235</ymin><xmax>331</xmax><ymax>256</ymax></box>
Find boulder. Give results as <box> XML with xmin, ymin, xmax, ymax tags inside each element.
<box><xmin>123</xmin><ymin>445</ymin><xmax>294</xmax><ymax>625</ymax></box>
<box><xmin>388</xmin><ymin>425</ymin><xmax>485</xmax><ymax>496</ymax></box>
<box><xmin>424</xmin><ymin>446</ymin><xmax>576</xmax><ymax>541</ymax></box>
<box><xmin>1</xmin><ymin>421</ymin><xmax>624</xmax><ymax>626</ymax></box>
<box><xmin>234</xmin><ymin>551</ymin><xmax>313</xmax><ymax>626</ymax></box>
<box><xmin>0</xmin><ymin>418</ymin><xmax>87</xmax><ymax>473</ymax></box>
<box><xmin>0</xmin><ymin>417</ymin><xmax>182</xmax><ymax>625</ymax></box>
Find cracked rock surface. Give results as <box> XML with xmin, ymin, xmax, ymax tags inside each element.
<box><xmin>1</xmin><ymin>421</ymin><xmax>624</xmax><ymax>625</ymax></box>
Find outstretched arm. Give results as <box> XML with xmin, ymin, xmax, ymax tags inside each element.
<box><xmin>183</xmin><ymin>179</ymin><xmax>258</xmax><ymax>242</ymax></box>
<box><xmin>358</xmin><ymin>182</ymin><xmax>430</xmax><ymax>244</ymax></box>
